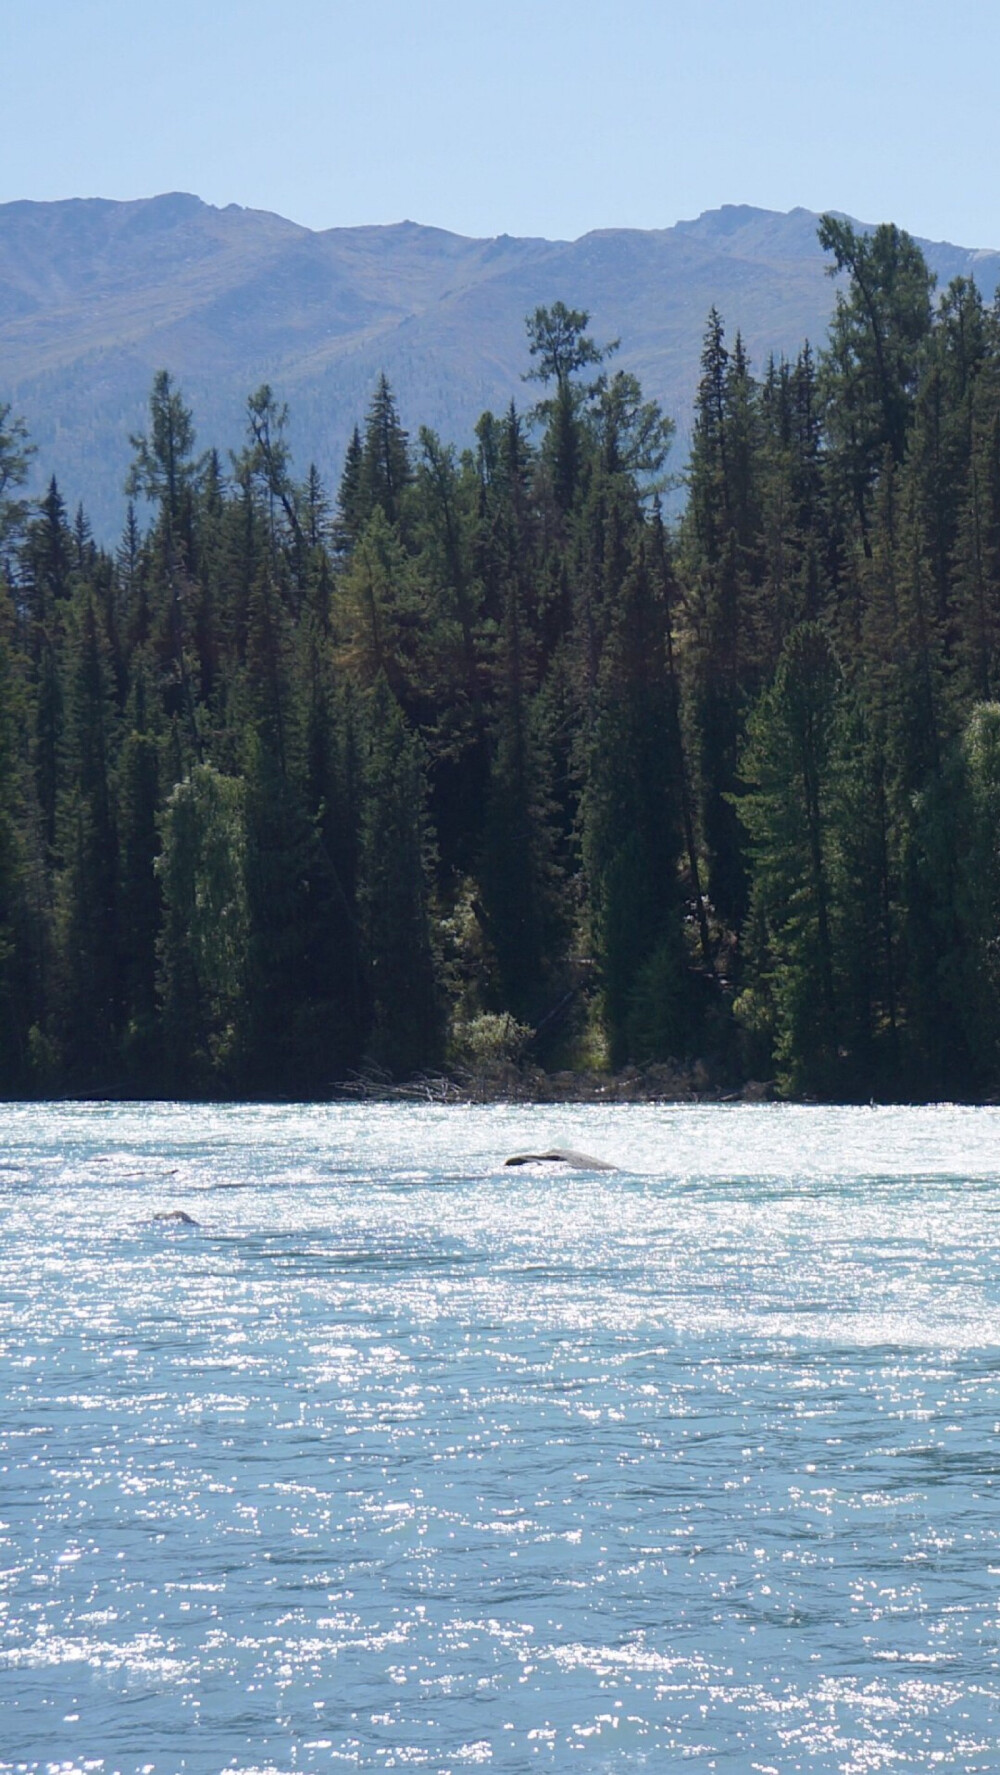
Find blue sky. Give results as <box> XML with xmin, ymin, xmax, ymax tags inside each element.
<box><xmin>3</xmin><ymin>0</ymin><xmax>997</xmax><ymax>246</ymax></box>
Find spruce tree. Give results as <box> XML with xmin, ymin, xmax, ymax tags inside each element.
<box><xmin>0</xmin><ymin>583</ymin><xmax>37</xmax><ymax>1089</ymax></box>
<box><xmin>334</xmin><ymin>426</ymin><xmax>365</xmax><ymax>557</ymax></box>
<box><xmin>118</xmin><ymin>673</ymin><xmax>161</xmax><ymax>1084</ymax></box>
<box><xmin>737</xmin><ymin>624</ymin><xmax>842</xmax><ymax>1095</ymax></box>
<box><xmin>157</xmin><ymin>764</ymin><xmax>248</xmax><ymax>1091</ymax></box>
<box><xmin>360</xmin><ymin>375</ymin><xmax>412</xmax><ymax>531</ymax></box>
<box><xmin>58</xmin><ymin>591</ymin><xmax>120</xmax><ymax>1085</ymax></box>
<box><xmin>524</xmin><ymin>302</ymin><xmax>614</xmax><ymax>516</ymax></box>
<box><xmin>818</xmin><ymin>217</ymin><xmax>935</xmax><ymax>545</ymax></box>
<box><xmin>582</xmin><ymin>538</ymin><xmax>687</xmax><ymax>1065</ymax></box>
<box><xmin>359</xmin><ymin>679</ymin><xmax>441</xmax><ymax>1075</ymax></box>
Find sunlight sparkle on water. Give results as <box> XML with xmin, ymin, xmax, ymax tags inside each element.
<box><xmin>2</xmin><ymin>1103</ymin><xmax>1000</xmax><ymax>1771</ymax></box>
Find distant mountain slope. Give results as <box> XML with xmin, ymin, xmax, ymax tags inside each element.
<box><xmin>2</xmin><ymin>194</ymin><xmax>999</xmax><ymax>539</ymax></box>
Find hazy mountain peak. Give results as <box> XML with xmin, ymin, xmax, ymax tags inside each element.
<box><xmin>676</xmin><ymin>203</ymin><xmax>781</xmax><ymax>236</ymax></box>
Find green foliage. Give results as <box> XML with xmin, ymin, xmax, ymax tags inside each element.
<box><xmin>336</xmin><ymin>506</ymin><xmax>424</xmax><ymax>703</ymax></box>
<box><xmin>626</xmin><ymin>937</ymin><xmax>691</xmax><ymax>1064</ymax></box>
<box><xmin>524</xmin><ymin>302</ymin><xmax>612</xmax><ymax>394</ymax></box>
<box><xmin>595</xmin><ymin>370</ymin><xmax>675</xmax><ymax>492</ymax></box>
<box><xmin>157</xmin><ymin>764</ymin><xmax>249</xmax><ymax>1090</ymax></box>
<box><xmin>126</xmin><ymin>371</ymin><xmax>201</xmax><ymax>542</ymax></box>
<box><xmin>241</xmin><ymin>730</ymin><xmax>347</xmax><ymax>1094</ymax></box>
<box><xmin>359</xmin><ymin>375</ymin><xmax>412</xmax><ymax>531</ymax></box>
<box><xmin>58</xmin><ymin>590</ymin><xmax>120</xmax><ymax>1084</ymax></box>
<box><xmin>583</xmin><ymin>540</ymin><xmax>686</xmax><ymax>1065</ymax></box>
<box><xmin>359</xmin><ymin>680</ymin><xmax>442</xmax><ymax>1075</ymax></box>
<box><xmin>0</xmin><ymin>402</ymin><xmax>35</xmax><ymax>554</ymax></box>
<box><xmin>452</xmin><ymin>1011</ymin><xmax>531</xmax><ymax>1067</ymax></box>
<box><xmin>7</xmin><ymin>238</ymin><xmax>1000</xmax><ymax>1101</ymax></box>
<box><xmin>118</xmin><ymin>699</ymin><xmax>161</xmax><ymax>1083</ymax></box>
<box><xmin>525</xmin><ymin>303</ymin><xmax>617</xmax><ymax>514</ymax></box>
<box><xmin>0</xmin><ymin>585</ymin><xmax>37</xmax><ymax>1088</ymax></box>
<box><xmin>818</xmin><ymin>216</ymin><xmax>935</xmax><ymax>535</ymax></box>
<box><xmin>738</xmin><ymin>624</ymin><xmax>842</xmax><ymax>1095</ymax></box>
<box><xmin>945</xmin><ymin>703</ymin><xmax>1000</xmax><ymax>1085</ymax></box>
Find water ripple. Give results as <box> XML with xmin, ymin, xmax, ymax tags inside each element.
<box><xmin>2</xmin><ymin>1103</ymin><xmax>1000</xmax><ymax>1771</ymax></box>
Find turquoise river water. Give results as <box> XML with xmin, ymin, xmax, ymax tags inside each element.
<box><xmin>2</xmin><ymin>1102</ymin><xmax>1000</xmax><ymax>1773</ymax></box>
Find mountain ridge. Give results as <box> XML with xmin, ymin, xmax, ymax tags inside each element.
<box><xmin>3</xmin><ymin>194</ymin><xmax>999</xmax><ymax>539</ymax></box>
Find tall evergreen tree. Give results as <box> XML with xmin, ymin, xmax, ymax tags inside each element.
<box><xmin>737</xmin><ymin>624</ymin><xmax>842</xmax><ymax>1095</ymax></box>
<box><xmin>127</xmin><ymin>374</ymin><xmax>204</xmax><ymax>756</ymax></box>
<box><xmin>0</xmin><ymin>583</ymin><xmax>37</xmax><ymax>1089</ymax></box>
<box><xmin>334</xmin><ymin>426</ymin><xmax>365</xmax><ymax>557</ymax></box>
<box><xmin>525</xmin><ymin>301</ymin><xmax>614</xmax><ymax>516</ymax></box>
<box><xmin>58</xmin><ymin>591</ymin><xmax>119</xmax><ymax>1084</ymax></box>
<box><xmin>359</xmin><ymin>375</ymin><xmax>411</xmax><ymax>531</ymax></box>
<box><xmin>583</xmin><ymin>538</ymin><xmax>688</xmax><ymax>1064</ymax></box>
<box><xmin>157</xmin><ymin>764</ymin><xmax>248</xmax><ymax>1091</ymax></box>
<box><xmin>818</xmin><ymin>216</ymin><xmax>935</xmax><ymax>545</ymax></box>
<box><xmin>117</xmin><ymin>673</ymin><xmax>160</xmax><ymax>1083</ymax></box>
<box><xmin>359</xmin><ymin>680</ymin><xmax>442</xmax><ymax>1074</ymax></box>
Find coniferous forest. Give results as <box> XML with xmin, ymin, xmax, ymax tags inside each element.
<box><xmin>4</xmin><ymin>217</ymin><xmax>1000</xmax><ymax>1101</ymax></box>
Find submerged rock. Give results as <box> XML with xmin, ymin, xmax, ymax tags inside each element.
<box><xmin>503</xmin><ymin>1149</ymin><xmax>618</xmax><ymax>1172</ymax></box>
<box><xmin>152</xmin><ymin>1209</ymin><xmax>200</xmax><ymax>1226</ymax></box>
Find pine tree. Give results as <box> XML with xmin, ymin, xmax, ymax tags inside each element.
<box><xmin>22</xmin><ymin>478</ymin><xmax>73</xmax><ymax>630</ymax></box>
<box><xmin>301</xmin><ymin>624</ymin><xmax>364</xmax><ymax>1060</ymax></box>
<box><xmin>241</xmin><ymin>729</ymin><xmax>346</xmax><ymax>1094</ymax></box>
<box><xmin>0</xmin><ymin>582</ymin><xmax>38</xmax><ymax>1089</ymax></box>
<box><xmin>683</xmin><ymin>310</ymin><xmax>764</xmax><ymax>925</ymax></box>
<box><xmin>413</xmin><ymin>427</ymin><xmax>490</xmax><ymax>875</ymax></box>
<box><xmin>949</xmin><ymin>702</ymin><xmax>1000</xmax><ymax>1086</ymax></box>
<box><xmin>828</xmin><ymin>700</ymin><xmax>900</xmax><ymax>1089</ymax></box>
<box><xmin>525</xmin><ymin>302</ymin><xmax>614</xmax><ymax>516</ymax></box>
<box><xmin>359</xmin><ymin>680</ymin><xmax>442</xmax><ymax>1074</ymax></box>
<box><xmin>0</xmin><ymin>402</ymin><xmax>35</xmax><ymax>564</ymax></box>
<box><xmin>954</xmin><ymin>412</ymin><xmax>1000</xmax><ymax>699</ymax></box>
<box><xmin>360</xmin><ymin>375</ymin><xmax>411</xmax><ymax>530</ymax></box>
<box><xmin>126</xmin><ymin>371</ymin><xmax>201</xmax><ymax>543</ymax></box>
<box><xmin>58</xmin><ymin>591</ymin><xmax>120</xmax><ymax>1085</ymax></box>
<box><xmin>240</xmin><ymin>385</ymin><xmax>306</xmax><ymax>595</ymax></box>
<box><xmin>818</xmin><ymin>216</ymin><xmax>935</xmax><ymax>546</ymax></box>
<box><xmin>476</xmin><ymin>406</ymin><xmax>564</xmax><ymax>1021</ymax></box>
<box><xmin>737</xmin><ymin>624</ymin><xmax>842</xmax><ymax>1094</ymax></box>
<box><xmin>304</xmin><ymin>464</ymin><xmax>330</xmax><ymax>552</ymax></box>
<box><xmin>336</xmin><ymin>506</ymin><xmax>423</xmax><ymax>707</ymax></box>
<box><xmin>583</xmin><ymin>538</ymin><xmax>688</xmax><ymax>1065</ymax></box>
<box><xmin>117</xmin><ymin>673</ymin><xmax>160</xmax><ymax>1084</ymax></box>
<box><xmin>334</xmin><ymin>426</ymin><xmax>365</xmax><ymax>557</ymax></box>
<box><xmin>19</xmin><ymin>480</ymin><xmax>73</xmax><ymax>857</ymax></box>
<box><xmin>157</xmin><ymin>764</ymin><xmax>248</xmax><ymax>1091</ymax></box>
<box><xmin>127</xmin><ymin>374</ymin><xmax>204</xmax><ymax>757</ymax></box>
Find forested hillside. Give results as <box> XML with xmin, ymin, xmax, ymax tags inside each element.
<box><xmin>3</xmin><ymin>217</ymin><xmax>1000</xmax><ymax>1100</ymax></box>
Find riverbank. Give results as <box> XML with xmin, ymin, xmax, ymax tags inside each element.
<box><xmin>334</xmin><ymin>1061</ymin><xmax>777</xmax><ymax>1105</ymax></box>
